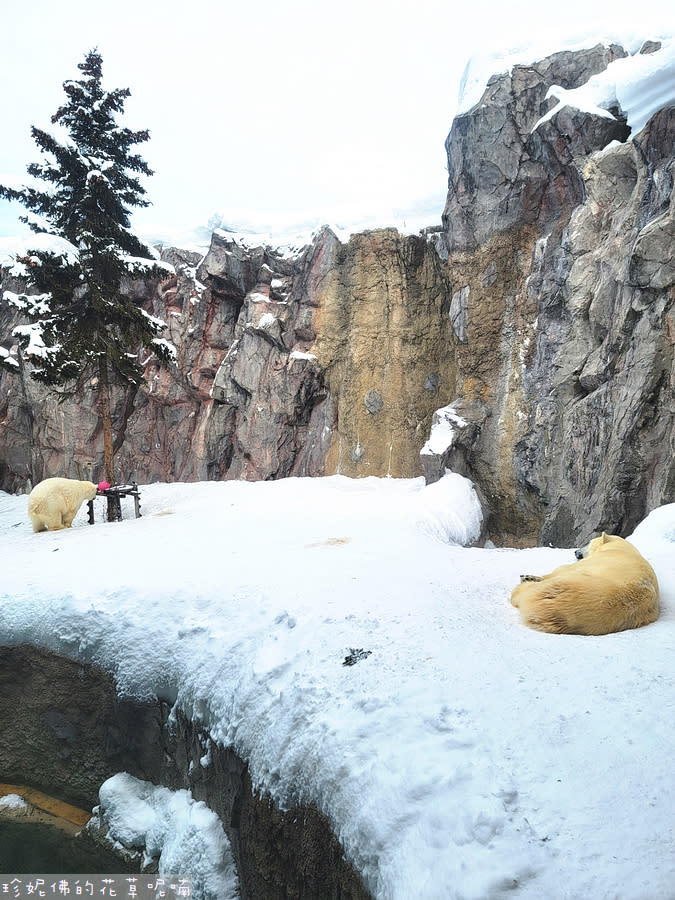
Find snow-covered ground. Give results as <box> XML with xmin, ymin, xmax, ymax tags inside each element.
<box><xmin>0</xmin><ymin>474</ymin><xmax>673</xmax><ymax>898</ymax></box>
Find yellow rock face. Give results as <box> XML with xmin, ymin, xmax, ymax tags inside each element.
<box><xmin>308</xmin><ymin>229</ymin><xmax>457</xmax><ymax>478</ymax></box>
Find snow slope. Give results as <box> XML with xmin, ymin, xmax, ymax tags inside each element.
<box><xmin>0</xmin><ymin>475</ymin><xmax>673</xmax><ymax>899</ymax></box>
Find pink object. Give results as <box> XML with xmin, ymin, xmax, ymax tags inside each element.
<box><xmin>98</xmin><ymin>481</ymin><xmax>111</xmax><ymax>491</ymax></box>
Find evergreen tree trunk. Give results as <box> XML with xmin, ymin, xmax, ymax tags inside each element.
<box><xmin>98</xmin><ymin>355</ymin><xmax>114</xmax><ymax>482</ymax></box>
<box><xmin>97</xmin><ymin>355</ymin><xmax>117</xmax><ymax>520</ymax></box>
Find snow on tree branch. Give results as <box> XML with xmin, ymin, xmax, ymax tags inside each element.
<box><xmin>0</xmin><ymin>346</ymin><xmax>19</xmax><ymax>370</ymax></box>
<box><xmin>151</xmin><ymin>337</ymin><xmax>177</xmax><ymax>362</ymax></box>
<box><xmin>3</xmin><ymin>290</ymin><xmax>52</xmax><ymax>315</ymax></box>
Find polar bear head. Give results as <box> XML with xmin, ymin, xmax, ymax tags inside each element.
<box><xmin>574</xmin><ymin>532</ymin><xmax>620</xmax><ymax>560</ymax></box>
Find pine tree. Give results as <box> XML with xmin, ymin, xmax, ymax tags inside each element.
<box><xmin>0</xmin><ymin>49</ymin><xmax>175</xmax><ymax>490</ymax></box>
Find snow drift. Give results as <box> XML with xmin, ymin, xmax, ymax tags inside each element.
<box><xmin>0</xmin><ymin>474</ymin><xmax>673</xmax><ymax>898</ymax></box>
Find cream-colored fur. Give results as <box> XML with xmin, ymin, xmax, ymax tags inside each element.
<box><xmin>510</xmin><ymin>533</ymin><xmax>659</xmax><ymax>635</ymax></box>
<box><xmin>28</xmin><ymin>477</ymin><xmax>98</xmax><ymax>532</ymax></box>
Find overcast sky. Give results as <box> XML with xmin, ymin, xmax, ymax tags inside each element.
<box><xmin>1</xmin><ymin>0</ymin><xmax>672</xmax><ymax>245</ymax></box>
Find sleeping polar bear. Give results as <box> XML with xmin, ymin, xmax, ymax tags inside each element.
<box><xmin>510</xmin><ymin>533</ymin><xmax>659</xmax><ymax>635</ymax></box>
<box><xmin>28</xmin><ymin>477</ymin><xmax>100</xmax><ymax>532</ymax></box>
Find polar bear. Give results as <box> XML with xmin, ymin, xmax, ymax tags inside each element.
<box><xmin>510</xmin><ymin>533</ymin><xmax>659</xmax><ymax>635</ymax></box>
<box><xmin>28</xmin><ymin>477</ymin><xmax>100</xmax><ymax>532</ymax></box>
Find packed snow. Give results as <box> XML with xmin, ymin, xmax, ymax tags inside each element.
<box><xmin>0</xmin><ymin>474</ymin><xmax>673</xmax><ymax>898</ymax></box>
<box><xmin>0</xmin><ymin>794</ymin><xmax>28</xmax><ymax>812</ymax></box>
<box><xmin>94</xmin><ymin>773</ymin><xmax>238</xmax><ymax>899</ymax></box>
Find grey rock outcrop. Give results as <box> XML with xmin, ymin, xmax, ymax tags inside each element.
<box><xmin>515</xmin><ymin>108</ymin><xmax>675</xmax><ymax>544</ymax></box>
<box><xmin>442</xmin><ymin>43</ymin><xmax>630</xmax><ymax>253</ymax></box>
<box><xmin>437</xmin><ymin>49</ymin><xmax>674</xmax><ymax>544</ymax></box>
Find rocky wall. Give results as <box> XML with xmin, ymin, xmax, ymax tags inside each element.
<box><xmin>436</xmin><ymin>47</ymin><xmax>674</xmax><ymax>544</ymax></box>
<box><xmin>1</xmin><ymin>42</ymin><xmax>673</xmax><ymax>546</ymax></box>
<box><xmin>0</xmin><ymin>645</ymin><xmax>370</xmax><ymax>899</ymax></box>
<box><xmin>0</xmin><ymin>226</ymin><xmax>456</xmax><ymax>488</ymax></box>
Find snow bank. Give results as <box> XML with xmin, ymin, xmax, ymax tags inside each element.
<box><xmin>413</xmin><ymin>472</ymin><xmax>483</xmax><ymax>546</ymax></box>
<box><xmin>0</xmin><ymin>478</ymin><xmax>673</xmax><ymax>899</ymax></box>
<box><xmin>96</xmin><ymin>773</ymin><xmax>238</xmax><ymax>900</ymax></box>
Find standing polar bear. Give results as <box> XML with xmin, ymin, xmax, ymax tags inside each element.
<box><xmin>28</xmin><ymin>477</ymin><xmax>101</xmax><ymax>532</ymax></box>
<box><xmin>510</xmin><ymin>533</ymin><xmax>659</xmax><ymax>635</ymax></box>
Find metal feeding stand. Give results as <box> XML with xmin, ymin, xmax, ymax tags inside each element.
<box><xmin>87</xmin><ymin>482</ymin><xmax>142</xmax><ymax>524</ymax></box>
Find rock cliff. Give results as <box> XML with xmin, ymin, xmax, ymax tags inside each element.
<box><xmin>1</xmin><ymin>227</ymin><xmax>455</xmax><ymax>487</ymax></box>
<box><xmin>1</xmin><ymin>41</ymin><xmax>673</xmax><ymax>546</ymax></box>
<box><xmin>436</xmin><ymin>42</ymin><xmax>674</xmax><ymax>544</ymax></box>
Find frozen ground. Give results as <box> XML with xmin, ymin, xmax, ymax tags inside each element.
<box><xmin>0</xmin><ymin>474</ymin><xmax>673</xmax><ymax>899</ymax></box>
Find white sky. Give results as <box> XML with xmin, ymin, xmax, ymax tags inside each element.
<box><xmin>1</xmin><ymin>0</ymin><xmax>673</xmax><ymax>244</ymax></box>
